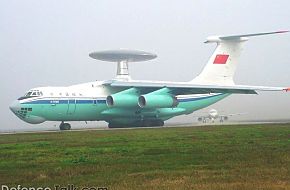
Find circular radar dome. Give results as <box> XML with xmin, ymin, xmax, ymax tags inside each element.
<box><xmin>89</xmin><ymin>49</ymin><xmax>157</xmax><ymax>62</ymax></box>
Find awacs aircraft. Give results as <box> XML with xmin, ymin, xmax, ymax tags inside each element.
<box><xmin>196</xmin><ymin>109</ymin><xmax>246</xmax><ymax>123</ymax></box>
<box><xmin>10</xmin><ymin>31</ymin><xmax>290</xmax><ymax>130</ymax></box>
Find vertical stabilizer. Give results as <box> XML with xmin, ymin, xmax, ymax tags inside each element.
<box><xmin>191</xmin><ymin>31</ymin><xmax>288</xmax><ymax>85</ymax></box>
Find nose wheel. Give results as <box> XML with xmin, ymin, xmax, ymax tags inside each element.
<box><xmin>59</xmin><ymin>122</ymin><xmax>71</xmax><ymax>130</ymax></box>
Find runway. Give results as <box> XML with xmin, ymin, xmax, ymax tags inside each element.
<box><xmin>1</xmin><ymin>120</ymin><xmax>289</xmax><ymax>135</ymax></box>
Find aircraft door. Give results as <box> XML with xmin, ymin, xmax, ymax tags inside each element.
<box><xmin>67</xmin><ymin>99</ymin><xmax>76</xmax><ymax>114</ymax></box>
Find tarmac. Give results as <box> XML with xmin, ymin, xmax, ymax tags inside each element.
<box><xmin>1</xmin><ymin>120</ymin><xmax>289</xmax><ymax>135</ymax></box>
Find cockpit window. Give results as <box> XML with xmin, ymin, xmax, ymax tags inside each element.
<box><xmin>18</xmin><ymin>89</ymin><xmax>43</xmax><ymax>100</ymax></box>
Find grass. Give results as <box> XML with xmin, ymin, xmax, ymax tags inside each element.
<box><xmin>0</xmin><ymin>124</ymin><xmax>290</xmax><ymax>189</ymax></box>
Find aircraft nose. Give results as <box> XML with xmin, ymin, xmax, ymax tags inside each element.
<box><xmin>9</xmin><ymin>100</ymin><xmax>21</xmax><ymax>113</ymax></box>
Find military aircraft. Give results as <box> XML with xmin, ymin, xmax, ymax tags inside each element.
<box><xmin>9</xmin><ymin>31</ymin><xmax>289</xmax><ymax>130</ymax></box>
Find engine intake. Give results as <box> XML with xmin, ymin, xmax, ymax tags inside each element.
<box><xmin>106</xmin><ymin>96</ymin><xmax>114</xmax><ymax>107</ymax></box>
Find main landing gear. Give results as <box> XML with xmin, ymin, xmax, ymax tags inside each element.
<box><xmin>108</xmin><ymin>120</ymin><xmax>165</xmax><ymax>128</ymax></box>
<box><xmin>59</xmin><ymin>121</ymin><xmax>71</xmax><ymax>130</ymax></box>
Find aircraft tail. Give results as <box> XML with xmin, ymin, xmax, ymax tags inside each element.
<box><xmin>191</xmin><ymin>31</ymin><xmax>288</xmax><ymax>85</ymax></box>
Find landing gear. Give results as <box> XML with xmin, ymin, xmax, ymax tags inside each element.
<box><xmin>138</xmin><ymin>120</ymin><xmax>164</xmax><ymax>127</ymax></box>
<box><xmin>108</xmin><ymin>123</ymin><xmax>123</xmax><ymax>128</ymax></box>
<box><xmin>59</xmin><ymin>122</ymin><xmax>71</xmax><ymax>130</ymax></box>
<box><xmin>108</xmin><ymin>120</ymin><xmax>164</xmax><ymax>128</ymax></box>
<box><xmin>154</xmin><ymin>120</ymin><xmax>164</xmax><ymax>127</ymax></box>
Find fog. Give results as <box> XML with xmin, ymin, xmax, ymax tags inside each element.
<box><xmin>1</xmin><ymin>0</ymin><xmax>290</xmax><ymax>131</ymax></box>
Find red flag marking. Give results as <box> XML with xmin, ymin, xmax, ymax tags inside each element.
<box><xmin>213</xmin><ymin>54</ymin><xmax>229</xmax><ymax>64</ymax></box>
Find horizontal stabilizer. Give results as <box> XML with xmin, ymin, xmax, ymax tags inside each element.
<box><xmin>220</xmin><ymin>30</ymin><xmax>289</xmax><ymax>40</ymax></box>
<box><xmin>205</xmin><ymin>30</ymin><xmax>289</xmax><ymax>43</ymax></box>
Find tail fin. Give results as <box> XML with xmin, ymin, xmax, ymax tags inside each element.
<box><xmin>191</xmin><ymin>31</ymin><xmax>288</xmax><ymax>85</ymax></box>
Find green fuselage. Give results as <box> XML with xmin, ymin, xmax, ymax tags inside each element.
<box><xmin>10</xmin><ymin>83</ymin><xmax>229</xmax><ymax>126</ymax></box>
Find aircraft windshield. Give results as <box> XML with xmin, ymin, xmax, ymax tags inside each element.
<box><xmin>18</xmin><ymin>90</ymin><xmax>43</xmax><ymax>100</ymax></box>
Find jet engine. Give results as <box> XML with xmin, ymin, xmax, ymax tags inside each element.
<box><xmin>106</xmin><ymin>88</ymin><xmax>139</xmax><ymax>107</ymax></box>
<box><xmin>138</xmin><ymin>94</ymin><xmax>178</xmax><ymax>108</ymax></box>
<box><xmin>106</xmin><ymin>94</ymin><xmax>138</xmax><ymax>107</ymax></box>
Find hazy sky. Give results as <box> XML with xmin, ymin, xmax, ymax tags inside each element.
<box><xmin>1</xmin><ymin>0</ymin><xmax>290</xmax><ymax>131</ymax></box>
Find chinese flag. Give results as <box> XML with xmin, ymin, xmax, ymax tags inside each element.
<box><xmin>213</xmin><ymin>54</ymin><xmax>229</xmax><ymax>64</ymax></box>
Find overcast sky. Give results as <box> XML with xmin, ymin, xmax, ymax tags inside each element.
<box><xmin>1</xmin><ymin>0</ymin><xmax>290</xmax><ymax>131</ymax></box>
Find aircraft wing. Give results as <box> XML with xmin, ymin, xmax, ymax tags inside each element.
<box><xmin>219</xmin><ymin>112</ymin><xmax>247</xmax><ymax>117</ymax></box>
<box><xmin>104</xmin><ymin>80</ymin><xmax>289</xmax><ymax>95</ymax></box>
<box><xmin>193</xmin><ymin>115</ymin><xmax>210</xmax><ymax>119</ymax></box>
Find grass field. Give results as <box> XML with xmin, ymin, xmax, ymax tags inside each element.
<box><xmin>0</xmin><ymin>124</ymin><xmax>290</xmax><ymax>190</ymax></box>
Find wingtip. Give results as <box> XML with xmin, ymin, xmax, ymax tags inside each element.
<box><xmin>277</xmin><ymin>30</ymin><xmax>289</xmax><ymax>33</ymax></box>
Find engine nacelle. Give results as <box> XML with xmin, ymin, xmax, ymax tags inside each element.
<box><xmin>106</xmin><ymin>94</ymin><xmax>138</xmax><ymax>107</ymax></box>
<box><xmin>106</xmin><ymin>88</ymin><xmax>140</xmax><ymax>108</ymax></box>
<box><xmin>138</xmin><ymin>94</ymin><xmax>178</xmax><ymax>108</ymax></box>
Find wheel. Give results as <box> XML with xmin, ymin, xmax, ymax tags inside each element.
<box><xmin>156</xmin><ymin>120</ymin><xmax>164</xmax><ymax>126</ymax></box>
<box><xmin>143</xmin><ymin>120</ymin><xmax>164</xmax><ymax>127</ymax></box>
<box><xmin>108</xmin><ymin>123</ymin><xmax>123</xmax><ymax>128</ymax></box>
<box><xmin>59</xmin><ymin>122</ymin><xmax>71</xmax><ymax>130</ymax></box>
<box><xmin>142</xmin><ymin>120</ymin><xmax>151</xmax><ymax>127</ymax></box>
<box><xmin>108</xmin><ymin>123</ymin><xmax>113</xmax><ymax>128</ymax></box>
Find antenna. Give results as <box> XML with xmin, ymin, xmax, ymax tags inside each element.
<box><xmin>89</xmin><ymin>49</ymin><xmax>157</xmax><ymax>81</ymax></box>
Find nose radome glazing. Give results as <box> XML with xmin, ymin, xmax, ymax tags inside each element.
<box><xmin>9</xmin><ymin>100</ymin><xmax>21</xmax><ymax>113</ymax></box>
<box><xmin>9</xmin><ymin>100</ymin><xmax>30</xmax><ymax>121</ymax></box>
<box><xmin>9</xmin><ymin>100</ymin><xmax>46</xmax><ymax>124</ymax></box>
